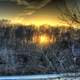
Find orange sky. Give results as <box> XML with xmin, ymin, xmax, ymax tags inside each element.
<box><xmin>0</xmin><ymin>0</ymin><xmax>69</xmax><ymax>27</ymax></box>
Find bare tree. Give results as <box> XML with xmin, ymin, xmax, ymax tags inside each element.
<box><xmin>57</xmin><ymin>0</ymin><xmax>80</xmax><ymax>78</ymax></box>
<box><xmin>58</xmin><ymin>0</ymin><xmax>80</xmax><ymax>27</ymax></box>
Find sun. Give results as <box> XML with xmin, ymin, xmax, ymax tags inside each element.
<box><xmin>32</xmin><ymin>33</ymin><xmax>56</xmax><ymax>48</ymax></box>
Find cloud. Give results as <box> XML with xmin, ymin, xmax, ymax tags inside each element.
<box><xmin>11</xmin><ymin>0</ymin><xmax>30</xmax><ymax>6</ymax></box>
<box><xmin>11</xmin><ymin>0</ymin><xmax>51</xmax><ymax>9</ymax></box>
<box><xmin>10</xmin><ymin>0</ymin><xmax>51</xmax><ymax>16</ymax></box>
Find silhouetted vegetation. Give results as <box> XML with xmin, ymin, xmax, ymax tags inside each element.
<box><xmin>0</xmin><ymin>20</ymin><xmax>80</xmax><ymax>75</ymax></box>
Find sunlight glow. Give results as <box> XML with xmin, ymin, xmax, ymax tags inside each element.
<box><xmin>10</xmin><ymin>17</ymin><xmax>68</xmax><ymax>27</ymax></box>
<box><xmin>32</xmin><ymin>33</ymin><xmax>56</xmax><ymax>47</ymax></box>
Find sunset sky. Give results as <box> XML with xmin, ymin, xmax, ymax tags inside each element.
<box><xmin>0</xmin><ymin>0</ymin><xmax>78</xmax><ymax>26</ymax></box>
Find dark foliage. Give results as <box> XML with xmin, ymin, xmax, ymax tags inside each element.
<box><xmin>0</xmin><ymin>22</ymin><xmax>80</xmax><ymax>75</ymax></box>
